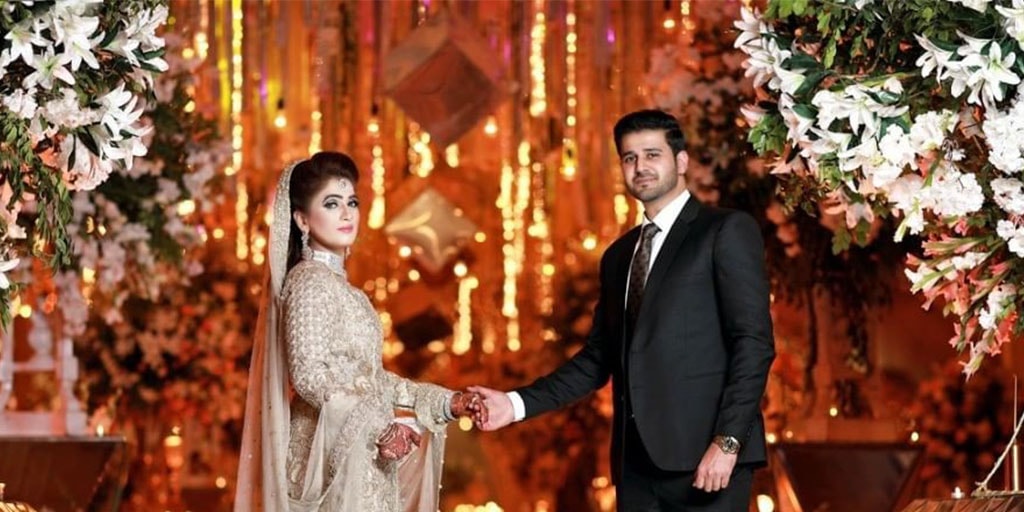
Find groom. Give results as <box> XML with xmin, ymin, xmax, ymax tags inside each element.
<box><xmin>472</xmin><ymin>110</ymin><xmax>775</xmax><ymax>511</ymax></box>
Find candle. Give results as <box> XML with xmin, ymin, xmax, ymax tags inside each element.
<box><xmin>164</xmin><ymin>427</ymin><xmax>185</xmax><ymax>470</ymax></box>
<box><xmin>951</xmin><ymin>486</ymin><xmax>964</xmax><ymax>499</ymax></box>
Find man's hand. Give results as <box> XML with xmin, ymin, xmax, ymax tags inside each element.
<box><xmin>450</xmin><ymin>391</ymin><xmax>489</xmax><ymax>425</ymax></box>
<box><xmin>467</xmin><ymin>386</ymin><xmax>514</xmax><ymax>431</ymax></box>
<box><xmin>376</xmin><ymin>422</ymin><xmax>421</xmax><ymax>462</ymax></box>
<box><xmin>693</xmin><ymin>443</ymin><xmax>738</xmax><ymax>492</ymax></box>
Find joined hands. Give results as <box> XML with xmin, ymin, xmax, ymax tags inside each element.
<box><xmin>467</xmin><ymin>386</ymin><xmax>513</xmax><ymax>431</ymax></box>
<box><xmin>450</xmin><ymin>391</ymin><xmax>489</xmax><ymax>427</ymax></box>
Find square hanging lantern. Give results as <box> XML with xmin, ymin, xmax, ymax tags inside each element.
<box><xmin>382</xmin><ymin>11</ymin><xmax>508</xmax><ymax>147</ymax></box>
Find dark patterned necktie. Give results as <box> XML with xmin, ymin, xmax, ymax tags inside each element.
<box><xmin>625</xmin><ymin>223</ymin><xmax>660</xmax><ymax>339</ymax></box>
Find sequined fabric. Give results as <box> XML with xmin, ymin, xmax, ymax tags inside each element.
<box><xmin>282</xmin><ymin>260</ymin><xmax>454</xmax><ymax>511</ymax></box>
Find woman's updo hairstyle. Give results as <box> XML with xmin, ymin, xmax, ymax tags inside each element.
<box><xmin>286</xmin><ymin>151</ymin><xmax>359</xmax><ymax>271</ymax></box>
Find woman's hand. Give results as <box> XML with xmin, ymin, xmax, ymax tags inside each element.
<box><xmin>376</xmin><ymin>422</ymin><xmax>421</xmax><ymax>462</ymax></box>
<box><xmin>450</xmin><ymin>391</ymin><xmax>489</xmax><ymax>427</ymax></box>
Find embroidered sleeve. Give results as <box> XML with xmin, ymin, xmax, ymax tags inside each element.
<box><xmin>284</xmin><ymin>266</ymin><xmax>363</xmax><ymax>408</ymax></box>
<box><xmin>380</xmin><ymin>371</ymin><xmax>454</xmax><ymax>433</ymax></box>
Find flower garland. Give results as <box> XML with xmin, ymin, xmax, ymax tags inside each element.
<box><xmin>0</xmin><ymin>0</ymin><xmax>168</xmax><ymax>325</ymax></box>
<box><xmin>736</xmin><ymin>0</ymin><xmax>1024</xmax><ymax>375</ymax></box>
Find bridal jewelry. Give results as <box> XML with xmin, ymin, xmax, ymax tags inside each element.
<box><xmin>301</xmin><ymin>229</ymin><xmax>313</xmax><ymax>260</ymax></box>
<box><xmin>308</xmin><ymin>249</ymin><xmax>345</xmax><ymax>275</ymax></box>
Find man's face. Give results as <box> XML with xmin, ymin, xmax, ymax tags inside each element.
<box><xmin>619</xmin><ymin>130</ymin><xmax>688</xmax><ymax>209</ymax></box>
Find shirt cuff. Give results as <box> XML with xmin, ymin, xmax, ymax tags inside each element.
<box><xmin>507</xmin><ymin>391</ymin><xmax>526</xmax><ymax>422</ymax></box>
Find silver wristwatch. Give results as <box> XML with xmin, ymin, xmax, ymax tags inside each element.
<box><xmin>713</xmin><ymin>435</ymin><xmax>741</xmax><ymax>454</ymax></box>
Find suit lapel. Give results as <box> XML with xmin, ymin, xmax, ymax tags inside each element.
<box><xmin>630</xmin><ymin>198</ymin><xmax>702</xmax><ymax>352</ymax></box>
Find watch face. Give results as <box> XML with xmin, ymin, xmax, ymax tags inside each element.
<box><xmin>717</xmin><ymin>436</ymin><xmax>739</xmax><ymax>453</ymax></box>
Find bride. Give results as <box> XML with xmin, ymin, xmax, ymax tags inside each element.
<box><xmin>234</xmin><ymin>151</ymin><xmax>486</xmax><ymax>511</ymax></box>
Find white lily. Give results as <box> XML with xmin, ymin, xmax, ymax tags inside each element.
<box><xmin>23</xmin><ymin>46</ymin><xmax>75</xmax><ymax>90</ymax></box>
<box><xmin>996</xmin><ymin>0</ymin><xmax>1024</xmax><ymax>48</ymax></box>
<box><xmin>733</xmin><ymin>7</ymin><xmax>767</xmax><ymax>50</ymax></box>
<box><xmin>0</xmin><ymin>258</ymin><xmax>21</xmax><ymax>290</ymax></box>
<box><xmin>3</xmin><ymin>16</ymin><xmax>46</xmax><ymax>65</ymax></box>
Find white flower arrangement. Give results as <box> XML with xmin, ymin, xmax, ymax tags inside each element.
<box><xmin>738</xmin><ymin>0</ymin><xmax>1024</xmax><ymax>375</ymax></box>
<box><xmin>0</xmin><ymin>0</ymin><xmax>169</xmax><ymax>324</ymax></box>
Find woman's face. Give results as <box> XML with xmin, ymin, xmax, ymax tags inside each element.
<box><xmin>293</xmin><ymin>177</ymin><xmax>360</xmax><ymax>256</ymax></box>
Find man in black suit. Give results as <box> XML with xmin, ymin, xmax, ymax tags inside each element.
<box><xmin>470</xmin><ymin>109</ymin><xmax>775</xmax><ymax>511</ymax></box>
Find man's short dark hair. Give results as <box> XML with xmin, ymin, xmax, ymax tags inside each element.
<box><xmin>613</xmin><ymin>109</ymin><xmax>686</xmax><ymax>157</ymax></box>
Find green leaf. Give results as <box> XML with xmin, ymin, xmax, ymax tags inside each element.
<box><xmin>817</xmin><ymin>10</ymin><xmax>833</xmax><ymax>33</ymax></box>
<box><xmin>786</xmin><ymin>53</ymin><xmax>821</xmax><ymax>71</ymax></box>
<box><xmin>748</xmin><ymin>114</ymin><xmax>788</xmax><ymax>155</ymax></box>
<box><xmin>794</xmin><ymin>70</ymin><xmax>830</xmax><ymax>98</ymax></box>
<box><xmin>832</xmin><ymin>226</ymin><xmax>853</xmax><ymax>254</ymax></box>
<box><xmin>793</xmin><ymin>0</ymin><xmax>809</xmax><ymax>16</ymax></box>
<box><xmin>778</xmin><ymin>0</ymin><xmax>794</xmax><ymax>18</ymax></box>
<box><xmin>823</xmin><ymin>38</ymin><xmax>838</xmax><ymax>68</ymax></box>
<box><xmin>791</xmin><ymin>103</ymin><xmax>819</xmax><ymax>119</ymax></box>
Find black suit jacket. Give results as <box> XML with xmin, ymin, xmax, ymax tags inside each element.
<box><xmin>516</xmin><ymin>198</ymin><xmax>775</xmax><ymax>478</ymax></box>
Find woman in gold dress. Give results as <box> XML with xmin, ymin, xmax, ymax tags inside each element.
<box><xmin>235</xmin><ymin>152</ymin><xmax>485</xmax><ymax>511</ymax></box>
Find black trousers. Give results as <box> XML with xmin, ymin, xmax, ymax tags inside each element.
<box><xmin>617</xmin><ymin>418</ymin><xmax>753</xmax><ymax>512</ymax></box>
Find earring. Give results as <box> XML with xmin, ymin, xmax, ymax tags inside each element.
<box><xmin>301</xmin><ymin>230</ymin><xmax>313</xmax><ymax>260</ymax></box>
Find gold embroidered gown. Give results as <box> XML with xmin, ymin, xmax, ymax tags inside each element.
<box><xmin>282</xmin><ymin>258</ymin><xmax>453</xmax><ymax>511</ymax></box>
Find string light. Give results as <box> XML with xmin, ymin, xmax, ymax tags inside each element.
<box><xmin>484</xmin><ymin>115</ymin><xmax>498</xmax><ymax>136</ymax></box>
<box><xmin>193</xmin><ymin>0</ymin><xmax>210</xmax><ymax>59</ymax></box>
<box><xmin>367</xmin><ymin>116</ymin><xmax>386</xmax><ymax>229</ymax></box>
<box><xmin>614</xmin><ymin>193</ymin><xmax>631</xmax><ymax>226</ymax></box>
<box><xmin>509</xmin><ymin>143</ymin><xmax>533</xmax><ymax>351</ymax></box>
<box><xmin>273</xmin><ymin>98</ymin><xmax>287</xmax><ymax>129</ymax></box>
<box><xmin>308</xmin><ymin>109</ymin><xmax>322</xmax><ymax>154</ymax></box>
<box><xmin>681</xmin><ymin>0</ymin><xmax>695</xmax><ymax>33</ymax></box>
<box><xmin>528</xmin><ymin>3</ymin><xmax>547</xmax><ymax>117</ymax></box>
<box><xmin>229</xmin><ymin>0</ymin><xmax>246</xmax><ymax>260</ymax></box>
<box><xmin>562</xmin><ymin>5</ymin><xmax>578</xmax><ymax>180</ymax></box>
<box><xmin>444</xmin><ymin>144</ymin><xmax>459</xmax><ymax>167</ymax></box>
<box><xmin>530</xmin><ymin>161</ymin><xmax>554</xmax><ymax>315</ymax></box>
<box><xmin>498</xmin><ymin>158</ymin><xmax>521</xmax><ymax>351</ymax></box>
<box><xmin>452</xmin><ymin>274</ymin><xmax>478</xmax><ymax>355</ymax></box>
<box><xmin>407</xmin><ymin>123</ymin><xmax>434</xmax><ymax>178</ymax></box>
<box><xmin>235</xmin><ymin>182</ymin><xmax>248</xmax><ymax>260</ymax></box>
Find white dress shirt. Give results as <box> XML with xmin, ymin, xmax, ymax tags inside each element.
<box><xmin>506</xmin><ymin>190</ymin><xmax>692</xmax><ymax>421</ymax></box>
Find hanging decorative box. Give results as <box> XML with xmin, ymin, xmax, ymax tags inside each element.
<box><xmin>382</xmin><ymin>11</ymin><xmax>508</xmax><ymax>147</ymax></box>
